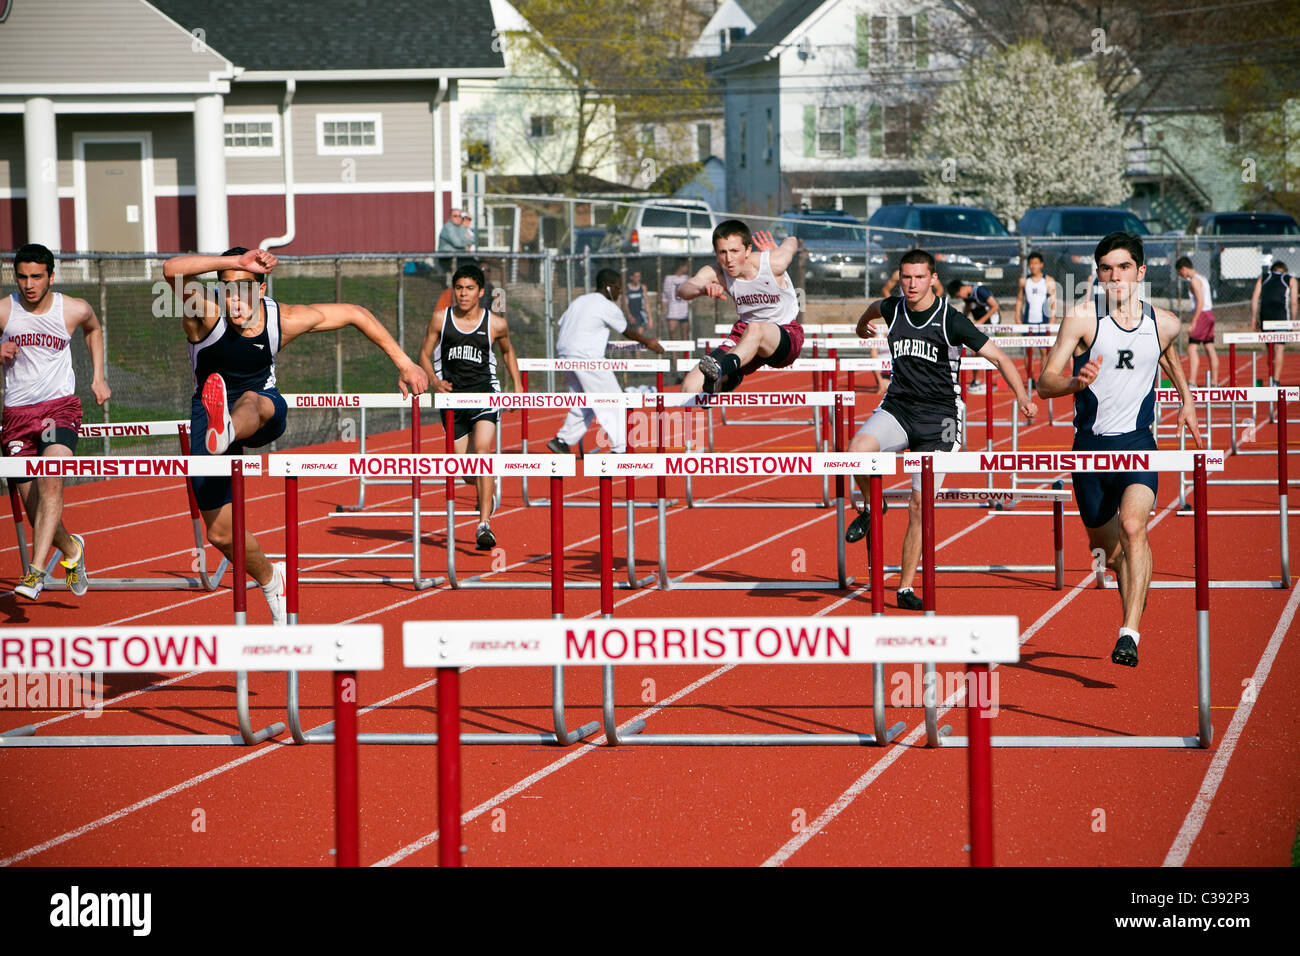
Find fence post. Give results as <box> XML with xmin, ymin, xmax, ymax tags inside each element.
<box><xmin>98</xmin><ymin>256</ymin><xmax>110</xmax><ymax>453</ymax></box>
<box><xmin>397</xmin><ymin>256</ymin><xmax>407</xmax><ymax>433</ymax></box>
<box><xmin>544</xmin><ymin>249</ymin><xmax>556</xmax><ymax>393</ymax></box>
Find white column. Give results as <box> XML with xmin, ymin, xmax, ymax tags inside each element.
<box><xmin>193</xmin><ymin>93</ymin><xmax>229</xmax><ymax>252</ymax></box>
<box><xmin>23</xmin><ymin>97</ymin><xmax>61</xmax><ymax>251</ymax></box>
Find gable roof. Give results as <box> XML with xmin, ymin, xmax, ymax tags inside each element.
<box><xmin>147</xmin><ymin>0</ymin><xmax>505</xmax><ymax>76</ymax></box>
<box><xmin>712</xmin><ymin>0</ymin><xmax>826</xmax><ymax>73</ymax></box>
<box><xmin>736</xmin><ymin>0</ymin><xmax>788</xmax><ymax>25</ymax></box>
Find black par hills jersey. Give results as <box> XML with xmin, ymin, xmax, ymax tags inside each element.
<box><xmin>1259</xmin><ymin>271</ymin><xmax>1294</xmax><ymax>320</ymax></box>
<box><xmin>435</xmin><ymin>307</ymin><xmax>499</xmax><ymax>392</ymax></box>
<box><xmin>881</xmin><ymin>295</ymin><xmax>989</xmax><ymax>417</ymax></box>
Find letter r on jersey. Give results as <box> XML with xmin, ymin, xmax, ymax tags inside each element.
<box><xmin>1115</xmin><ymin>349</ymin><xmax>1134</xmax><ymax>370</ymax></box>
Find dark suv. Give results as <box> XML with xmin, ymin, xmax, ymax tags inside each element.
<box><xmin>867</xmin><ymin>204</ymin><xmax>1020</xmax><ymax>295</ymax></box>
<box><xmin>1180</xmin><ymin>211</ymin><xmax>1300</xmax><ymax>301</ymax></box>
<box><xmin>772</xmin><ymin>209</ymin><xmax>868</xmax><ymax>293</ymax></box>
<box><xmin>1018</xmin><ymin>206</ymin><xmax>1174</xmax><ymax>297</ymax></box>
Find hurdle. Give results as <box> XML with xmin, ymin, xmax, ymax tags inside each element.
<box><xmin>1158</xmin><ymin>387</ymin><xmax>1293</xmax><ymax>588</ymax></box>
<box><xmin>1223</xmin><ymin>331</ymin><xmax>1299</xmax><ymax>424</ymax></box>
<box><xmin>407</xmin><ymin>613</ymin><xmax>1019</xmax><ymax>864</ymax></box>
<box><xmin>0</xmin><ymin>623</ymin><xmax>379</xmax><ymax>865</ymax></box>
<box><xmin>0</xmin><ymin>454</ymin><xmax>290</xmax><ymax>748</ymax></box>
<box><xmin>278</xmin><ymin>393</ymin><xmax>433</xmax><ymax>513</ymax></box>
<box><xmin>263</xmin><ymin>396</ymin><xmax>445</xmax><ymax>588</ymax></box>
<box><xmin>516</xmin><ymin>357</ymin><xmax>672</xmax><ymax>508</ymax></box>
<box><xmin>7</xmin><ymin>421</ymin><xmax>235</xmax><ymax>591</ymax></box>
<box><xmin>275</xmin><ymin>451</ymin><xmax>599</xmax><ymax>747</ymax></box>
<box><xmin>904</xmin><ymin>450</ymin><xmax>1222</xmax><ymax>748</ymax></box>
<box><xmin>679</xmin><ymin>352</ymin><xmax>839</xmax><ymax>441</ymax></box>
<box><xmin>584</xmin><ymin>453</ymin><xmax>913</xmax><ymax>747</ymax></box>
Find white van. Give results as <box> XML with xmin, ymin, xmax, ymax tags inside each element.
<box><xmin>613</xmin><ymin>199</ymin><xmax>719</xmax><ymax>255</ymax></box>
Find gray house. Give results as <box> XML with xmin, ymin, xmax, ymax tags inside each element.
<box><xmin>0</xmin><ymin>0</ymin><xmax>505</xmax><ymax>255</ymax></box>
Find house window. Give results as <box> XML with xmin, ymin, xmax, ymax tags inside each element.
<box><xmin>818</xmin><ymin>106</ymin><xmax>842</xmax><ymax>156</ymax></box>
<box><xmin>464</xmin><ymin>114</ymin><xmax>495</xmax><ymax>169</ymax></box>
<box><xmin>224</xmin><ymin>115</ymin><xmax>279</xmax><ymax>156</ymax></box>
<box><xmin>641</xmin><ymin>125</ymin><xmax>656</xmax><ymax>152</ymax></box>
<box><xmin>1222</xmin><ymin>115</ymin><xmax>1241</xmax><ymax>146</ymax></box>
<box><xmin>317</xmin><ymin>114</ymin><xmax>382</xmax><ymax>155</ymax></box>
<box><xmin>885</xmin><ymin>104</ymin><xmax>913</xmax><ymax>158</ymax></box>
<box><xmin>697</xmin><ymin>122</ymin><xmax>712</xmax><ymax>161</ymax></box>
<box><xmin>857</xmin><ymin>14</ymin><xmax>929</xmax><ymax>69</ymax></box>
<box><xmin>529</xmin><ymin>115</ymin><xmax>556</xmax><ymax>139</ymax></box>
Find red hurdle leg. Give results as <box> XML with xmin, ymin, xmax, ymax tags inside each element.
<box><xmin>335</xmin><ymin>670</ymin><xmax>360</xmax><ymax>867</ymax></box>
<box><xmin>984</xmin><ymin>369</ymin><xmax>994</xmax><ymax>447</ymax></box>
<box><xmin>1279</xmin><ymin>394</ymin><xmax>1290</xmax><ymax>588</ymax></box>
<box><xmin>1194</xmin><ymin>453</ymin><xmax>1212</xmax><ymax>748</ymax></box>
<box><xmin>232</xmin><ymin>459</ymin><xmax>246</xmax><ymax>621</ymax></box>
<box><xmin>967</xmin><ymin>663</ymin><xmax>994</xmax><ymax>866</ymax></box>
<box><xmin>1229</xmin><ymin>344</ymin><xmax>1236</xmax><ymax>387</ymax></box>
<box><xmin>437</xmin><ymin>666</ymin><xmax>462</xmax><ymax>866</ymax></box>
<box><xmin>286</xmin><ymin>476</ymin><xmax>299</xmax><ymax>620</ymax></box>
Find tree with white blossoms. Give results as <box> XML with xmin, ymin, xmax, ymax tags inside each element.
<box><xmin>918</xmin><ymin>42</ymin><xmax>1129</xmax><ymax>223</ymax></box>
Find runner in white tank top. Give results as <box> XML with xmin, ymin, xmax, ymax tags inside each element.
<box><xmin>1015</xmin><ymin>251</ymin><xmax>1058</xmax><ymax>386</ymax></box>
<box><xmin>0</xmin><ymin>244</ymin><xmax>110</xmax><ymax>601</ymax></box>
<box><xmin>1037</xmin><ymin>233</ymin><xmax>1201</xmax><ymax>669</ymax></box>
<box><xmin>678</xmin><ymin>219</ymin><xmax>806</xmax><ymax>394</ymax></box>
<box><xmin>1176</xmin><ymin>256</ymin><xmax>1219</xmax><ymax>385</ymax></box>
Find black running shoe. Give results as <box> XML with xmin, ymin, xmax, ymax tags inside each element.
<box><xmin>546</xmin><ymin>438</ymin><xmax>570</xmax><ymax>455</ymax></box>
<box><xmin>845</xmin><ymin>499</ymin><xmax>887</xmax><ymax>543</ymax></box>
<box><xmin>697</xmin><ymin>354</ymin><xmax>723</xmax><ymax>393</ymax></box>
<box><xmin>896</xmin><ymin>588</ymin><xmax>924</xmax><ymax>611</ymax></box>
<box><xmin>476</xmin><ymin>523</ymin><xmax>496</xmax><ymax>551</ymax></box>
<box><xmin>1111</xmin><ymin>635</ymin><xmax>1138</xmax><ymax>667</ymax></box>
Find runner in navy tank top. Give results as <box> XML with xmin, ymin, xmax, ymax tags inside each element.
<box><xmin>1037</xmin><ymin>232</ymin><xmax>1201</xmax><ymax>668</ymax></box>
<box><xmin>163</xmin><ymin>247</ymin><xmax>428</xmax><ymax>624</ymax></box>
<box><xmin>418</xmin><ymin>263</ymin><xmax>522</xmax><ymax>551</ymax></box>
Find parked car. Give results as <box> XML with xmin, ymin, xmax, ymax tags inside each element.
<box><xmin>608</xmin><ymin>199</ymin><xmax>719</xmax><ymax>257</ymax></box>
<box><xmin>866</xmin><ymin>203</ymin><xmax>1020</xmax><ymax>295</ymax></box>
<box><xmin>1180</xmin><ymin>211</ymin><xmax>1300</xmax><ymax>301</ymax></box>
<box><xmin>1017</xmin><ymin>206</ymin><xmax>1175</xmax><ymax>298</ymax></box>
<box><xmin>772</xmin><ymin>208</ymin><xmax>868</xmax><ymax>293</ymax></box>
<box><xmin>570</xmin><ymin>226</ymin><xmax>616</xmax><ymax>256</ymax></box>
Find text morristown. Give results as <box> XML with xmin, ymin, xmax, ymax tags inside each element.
<box><xmin>664</xmin><ymin>455</ymin><xmax>814</xmax><ymax>475</ymax></box>
<box><xmin>558</xmin><ymin>625</ymin><xmax>945</xmax><ymax>660</ymax></box>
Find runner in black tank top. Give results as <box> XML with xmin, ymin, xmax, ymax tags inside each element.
<box><xmin>847</xmin><ymin>251</ymin><xmax>1038</xmax><ymax>611</ymax></box>
<box><xmin>418</xmin><ymin>264</ymin><xmax>523</xmax><ymax>550</ymax></box>
<box><xmin>1254</xmin><ymin>264</ymin><xmax>1298</xmax><ymax>384</ymax></box>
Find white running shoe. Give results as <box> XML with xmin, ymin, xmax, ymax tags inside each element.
<box><xmin>263</xmin><ymin>561</ymin><xmax>287</xmax><ymax>625</ymax></box>
<box><xmin>202</xmin><ymin>374</ymin><xmax>234</xmax><ymax>454</ymax></box>
<box><xmin>61</xmin><ymin>534</ymin><xmax>89</xmax><ymax>597</ymax></box>
<box><xmin>14</xmin><ymin>570</ymin><xmax>45</xmax><ymax>600</ymax></box>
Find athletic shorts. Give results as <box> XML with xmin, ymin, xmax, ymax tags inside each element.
<box><xmin>1070</xmin><ymin>428</ymin><xmax>1158</xmax><ymax>529</ymax></box>
<box><xmin>718</xmin><ymin>320</ymin><xmax>806</xmax><ymax>376</ymax></box>
<box><xmin>1189</xmin><ymin>310</ymin><xmax>1216</xmax><ymax>345</ymax></box>
<box><xmin>447</xmin><ymin>407</ymin><xmax>499</xmax><ymax>441</ymax></box>
<box><xmin>0</xmin><ymin>395</ymin><xmax>82</xmax><ymax>481</ymax></box>
<box><xmin>855</xmin><ymin>401</ymin><xmax>963</xmax><ymax>493</ymax></box>
<box><xmin>190</xmin><ymin>387</ymin><xmax>288</xmax><ymax>511</ymax></box>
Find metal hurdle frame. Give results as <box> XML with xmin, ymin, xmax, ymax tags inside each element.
<box><xmin>273</xmin><ymin>451</ymin><xmax>601</xmax><ymax>748</ymax></box>
<box><xmin>8</xmin><ymin>421</ymin><xmax>233</xmax><ymax>591</ymax></box>
<box><xmin>0</xmin><ymin>455</ymin><xmax>287</xmax><ymax>748</ymax></box>
<box><xmin>264</xmin><ymin>395</ymin><xmax>444</xmax><ymax>588</ymax></box>
<box><xmin>904</xmin><ymin>450</ymin><xmax>1224</xmax><ymax>749</ymax></box>
<box><xmin>516</xmin><ymin>357</ymin><xmax>672</xmax><ymax>509</ymax></box>
<box><xmin>1158</xmin><ymin>386</ymin><xmax>1293</xmax><ymax>589</ymax></box>
<box><xmin>296</xmin><ymin>392</ymin><xmax>434</xmax><ymax>513</ymax></box>
<box><xmin>411</xmin><ymin>614</ymin><xmax>1019</xmax><ymax>865</ymax></box>
<box><xmin>677</xmin><ymin>391</ymin><xmax>853</xmax><ymax>511</ymax></box>
<box><xmin>0</xmin><ymin>624</ymin><xmax>379</xmax><ymax>866</ymax></box>
<box><xmin>582</xmin><ymin>452</ymin><xmax>912</xmax><ymax>747</ymax></box>
<box><xmin>431</xmin><ymin>394</ymin><xmax>655</xmax><ymax>589</ymax></box>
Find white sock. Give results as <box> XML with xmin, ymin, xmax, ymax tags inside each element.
<box><xmin>1119</xmin><ymin>627</ymin><xmax>1140</xmax><ymax>646</ymax></box>
<box><xmin>898</xmin><ymin>587</ymin><xmax>915</xmax><ymax>595</ymax></box>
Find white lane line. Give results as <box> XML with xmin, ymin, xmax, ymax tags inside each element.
<box><xmin>760</xmin><ymin>494</ymin><xmax>1186</xmax><ymax>866</ymax></box>
<box><xmin>1163</xmin><ymin>581</ymin><xmax>1300</xmax><ymax>867</ymax></box>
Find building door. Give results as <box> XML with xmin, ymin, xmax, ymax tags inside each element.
<box><xmin>83</xmin><ymin>141</ymin><xmax>146</xmax><ymax>252</ymax></box>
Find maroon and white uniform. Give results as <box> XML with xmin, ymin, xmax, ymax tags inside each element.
<box><xmin>718</xmin><ymin>250</ymin><xmax>804</xmax><ymax>374</ymax></box>
<box><xmin>1</xmin><ymin>292</ymin><xmax>82</xmax><ymax>457</ymax></box>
